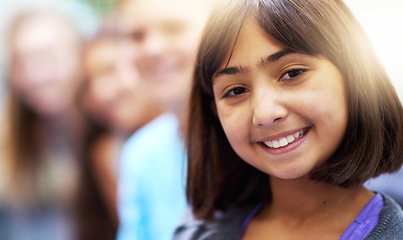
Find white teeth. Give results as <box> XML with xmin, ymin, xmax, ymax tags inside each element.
<box><xmin>286</xmin><ymin>135</ymin><xmax>295</xmax><ymax>143</ymax></box>
<box><xmin>293</xmin><ymin>130</ymin><xmax>303</xmax><ymax>138</ymax></box>
<box><xmin>279</xmin><ymin>138</ymin><xmax>288</xmax><ymax>147</ymax></box>
<box><xmin>263</xmin><ymin>128</ymin><xmax>307</xmax><ymax>148</ymax></box>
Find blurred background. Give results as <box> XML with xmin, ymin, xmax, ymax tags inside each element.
<box><xmin>0</xmin><ymin>1</ymin><xmax>118</xmax><ymax>240</ymax></box>
<box><xmin>345</xmin><ymin>0</ymin><xmax>403</xmax><ymax>102</ymax></box>
<box><xmin>0</xmin><ymin>0</ymin><xmax>401</xmax><ymax>239</ymax></box>
<box><xmin>0</xmin><ymin>0</ymin><xmax>114</xmax><ymax>112</ymax></box>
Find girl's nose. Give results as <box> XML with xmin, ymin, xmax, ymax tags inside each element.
<box><xmin>252</xmin><ymin>86</ymin><xmax>288</xmax><ymax>128</ymax></box>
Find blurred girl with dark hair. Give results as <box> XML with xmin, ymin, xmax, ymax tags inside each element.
<box><xmin>77</xmin><ymin>23</ymin><xmax>162</xmax><ymax>239</ymax></box>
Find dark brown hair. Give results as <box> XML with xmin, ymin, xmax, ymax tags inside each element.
<box><xmin>186</xmin><ymin>0</ymin><xmax>403</xmax><ymax>220</ymax></box>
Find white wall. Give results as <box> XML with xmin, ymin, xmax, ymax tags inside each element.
<box><xmin>345</xmin><ymin>0</ymin><xmax>403</xmax><ymax>102</ymax></box>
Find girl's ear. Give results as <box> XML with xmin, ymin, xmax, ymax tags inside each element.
<box><xmin>211</xmin><ymin>101</ymin><xmax>218</xmax><ymax>118</ymax></box>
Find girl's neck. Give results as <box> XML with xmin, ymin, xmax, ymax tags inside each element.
<box><xmin>258</xmin><ymin>178</ymin><xmax>374</xmax><ymax>229</ymax></box>
<box><xmin>242</xmin><ymin>178</ymin><xmax>374</xmax><ymax>239</ymax></box>
<box><xmin>268</xmin><ymin>177</ymin><xmax>373</xmax><ymax>220</ymax></box>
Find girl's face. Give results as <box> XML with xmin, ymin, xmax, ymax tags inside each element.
<box><xmin>10</xmin><ymin>16</ymin><xmax>82</xmax><ymax>117</ymax></box>
<box><xmin>212</xmin><ymin>19</ymin><xmax>348</xmax><ymax>180</ymax></box>
<box><xmin>83</xmin><ymin>39</ymin><xmax>161</xmax><ymax>133</ymax></box>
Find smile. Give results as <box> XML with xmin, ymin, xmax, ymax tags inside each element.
<box><xmin>263</xmin><ymin>127</ymin><xmax>310</xmax><ymax>149</ymax></box>
<box><xmin>144</xmin><ymin>63</ymin><xmax>181</xmax><ymax>82</ymax></box>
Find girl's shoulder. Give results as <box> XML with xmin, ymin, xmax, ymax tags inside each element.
<box><xmin>174</xmin><ymin>194</ymin><xmax>403</xmax><ymax>240</ymax></box>
<box><xmin>365</xmin><ymin>194</ymin><xmax>403</xmax><ymax>240</ymax></box>
<box><xmin>174</xmin><ymin>205</ymin><xmax>257</xmax><ymax>240</ymax></box>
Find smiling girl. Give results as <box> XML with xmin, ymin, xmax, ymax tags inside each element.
<box><xmin>174</xmin><ymin>0</ymin><xmax>403</xmax><ymax>239</ymax></box>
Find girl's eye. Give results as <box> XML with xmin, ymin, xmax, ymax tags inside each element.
<box><xmin>223</xmin><ymin>87</ymin><xmax>248</xmax><ymax>98</ymax></box>
<box><xmin>279</xmin><ymin>69</ymin><xmax>305</xmax><ymax>81</ymax></box>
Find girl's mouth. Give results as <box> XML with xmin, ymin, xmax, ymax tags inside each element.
<box><xmin>262</xmin><ymin>127</ymin><xmax>310</xmax><ymax>149</ymax></box>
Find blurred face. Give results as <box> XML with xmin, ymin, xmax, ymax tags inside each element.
<box><xmin>10</xmin><ymin>15</ymin><xmax>82</xmax><ymax>117</ymax></box>
<box><xmin>83</xmin><ymin>38</ymin><xmax>161</xmax><ymax>133</ymax></box>
<box><xmin>212</xmin><ymin>19</ymin><xmax>348</xmax><ymax>180</ymax></box>
<box><xmin>118</xmin><ymin>0</ymin><xmax>209</xmax><ymax>111</ymax></box>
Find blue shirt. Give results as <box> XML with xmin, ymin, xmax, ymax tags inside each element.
<box><xmin>117</xmin><ymin>113</ymin><xmax>188</xmax><ymax>240</ymax></box>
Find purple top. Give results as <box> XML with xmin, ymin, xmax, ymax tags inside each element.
<box><xmin>237</xmin><ymin>193</ymin><xmax>383</xmax><ymax>240</ymax></box>
<box><xmin>339</xmin><ymin>193</ymin><xmax>383</xmax><ymax>239</ymax></box>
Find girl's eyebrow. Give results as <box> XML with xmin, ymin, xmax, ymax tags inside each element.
<box><xmin>213</xmin><ymin>65</ymin><xmax>249</xmax><ymax>80</ymax></box>
<box><xmin>213</xmin><ymin>49</ymin><xmax>295</xmax><ymax>82</ymax></box>
<box><xmin>258</xmin><ymin>49</ymin><xmax>295</xmax><ymax>68</ymax></box>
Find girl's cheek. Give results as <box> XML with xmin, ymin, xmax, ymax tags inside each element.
<box><xmin>219</xmin><ymin>109</ymin><xmax>247</xmax><ymax>139</ymax></box>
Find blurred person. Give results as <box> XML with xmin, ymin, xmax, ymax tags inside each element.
<box><xmin>77</xmin><ymin>23</ymin><xmax>162</xmax><ymax>239</ymax></box>
<box><xmin>115</xmin><ymin>0</ymin><xmax>215</xmax><ymax>239</ymax></box>
<box><xmin>0</xmin><ymin>8</ymin><xmax>85</xmax><ymax>240</ymax></box>
<box><xmin>82</xmin><ymin>23</ymin><xmax>162</xmax><ymax>136</ymax></box>
<box><xmin>173</xmin><ymin>0</ymin><xmax>403</xmax><ymax>239</ymax></box>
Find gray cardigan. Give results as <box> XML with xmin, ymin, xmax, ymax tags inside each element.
<box><xmin>174</xmin><ymin>194</ymin><xmax>403</xmax><ymax>240</ymax></box>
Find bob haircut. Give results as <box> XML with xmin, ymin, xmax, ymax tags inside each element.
<box><xmin>186</xmin><ymin>0</ymin><xmax>403</xmax><ymax>220</ymax></box>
